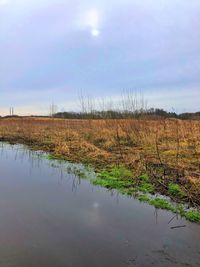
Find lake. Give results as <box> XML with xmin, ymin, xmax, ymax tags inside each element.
<box><xmin>0</xmin><ymin>143</ymin><xmax>199</xmax><ymax>267</ymax></box>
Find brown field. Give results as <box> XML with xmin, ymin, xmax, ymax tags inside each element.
<box><xmin>0</xmin><ymin>117</ymin><xmax>200</xmax><ymax>206</ymax></box>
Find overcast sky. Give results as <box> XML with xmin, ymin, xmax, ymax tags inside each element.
<box><xmin>0</xmin><ymin>0</ymin><xmax>200</xmax><ymax>115</ymax></box>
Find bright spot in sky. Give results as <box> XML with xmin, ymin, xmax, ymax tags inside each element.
<box><xmin>91</xmin><ymin>29</ymin><xmax>100</xmax><ymax>37</ymax></box>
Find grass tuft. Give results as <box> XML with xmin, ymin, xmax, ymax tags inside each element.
<box><xmin>168</xmin><ymin>183</ymin><xmax>185</xmax><ymax>197</ymax></box>
<box><xmin>185</xmin><ymin>210</ymin><xmax>200</xmax><ymax>223</ymax></box>
<box><xmin>138</xmin><ymin>174</ymin><xmax>149</xmax><ymax>182</ymax></box>
<box><xmin>150</xmin><ymin>198</ymin><xmax>175</xmax><ymax>211</ymax></box>
<box><xmin>139</xmin><ymin>182</ymin><xmax>155</xmax><ymax>193</ymax></box>
<box><xmin>93</xmin><ymin>166</ymin><xmax>134</xmax><ymax>190</ymax></box>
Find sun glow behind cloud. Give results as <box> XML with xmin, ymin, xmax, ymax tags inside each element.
<box><xmin>91</xmin><ymin>29</ymin><xmax>100</xmax><ymax>37</ymax></box>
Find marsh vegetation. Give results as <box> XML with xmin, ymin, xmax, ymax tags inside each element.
<box><xmin>0</xmin><ymin>115</ymin><xmax>199</xmax><ymax>222</ymax></box>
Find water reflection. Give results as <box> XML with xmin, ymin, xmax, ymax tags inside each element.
<box><xmin>0</xmin><ymin>143</ymin><xmax>199</xmax><ymax>267</ymax></box>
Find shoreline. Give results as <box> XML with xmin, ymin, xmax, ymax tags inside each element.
<box><xmin>1</xmin><ymin>139</ymin><xmax>200</xmax><ymax>224</ymax></box>
<box><xmin>0</xmin><ymin>117</ymin><xmax>199</xmax><ymax>223</ymax></box>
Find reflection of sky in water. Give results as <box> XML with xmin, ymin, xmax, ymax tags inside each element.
<box><xmin>93</xmin><ymin>202</ymin><xmax>100</xmax><ymax>209</ymax></box>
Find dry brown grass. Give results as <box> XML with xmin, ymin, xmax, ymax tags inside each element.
<box><xmin>0</xmin><ymin>117</ymin><xmax>200</xmax><ymax>205</ymax></box>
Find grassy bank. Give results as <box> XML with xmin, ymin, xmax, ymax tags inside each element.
<box><xmin>0</xmin><ymin>117</ymin><xmax>199</xmax><ymax>213</ymax></box>
<box><xmin>39</xmin><ymin>155</ymin><xmax>200</xmax><ymax>224</ymax></box>
<box><xmin>38</xmin><ymin>153</ymin><xmax>200</xmax><ymax>224</ymax></box>
<box><xmin>92</xmin><ymin>166</ymin><xmax>200</xmax><ymax>224</ymax></box>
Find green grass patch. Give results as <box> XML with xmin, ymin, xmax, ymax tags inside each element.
<box><xmin>168</xmin><ymin>183</ymin><xmax>185</xmax><ymax>198</ymax></box>
<box><xmin>93</xmin><ymin>168</ymin><xmax>156</xmax><ymax>195</ymax></box>
<box><xmin>138</xmin><ymin>174</ymin><xmax>155</xmax><ymax>193</ymax></box>
<box><xmin>93</xmin><ymin>166</ymin><xmax>134</xmax><ymax>192</ymax></box>
<box><xmin>138</xmin><ymin>195</ymin><xmax>176</xmax><ymax>213</ymax></box>
<box><xmin>93</xmin><ymin>177</ymin><xmax>131</xmax><ymax>189</ymax></box>
<box><xmin>139</xmin><ymin>182</ymin><xmax>155</xmax><ymax>193</ymax></box>
<box><xmin>138</xmin><ymin>194</ymin><xmax>151</xmax><ymax>203</ymax></box>
<box><xmin>138</xmin><ymin>173</ymin><xmax>149</xmax><ymax>182</ymax></box>
<box><xmin>108</xmin><ymin>166</ymin><xmax>133</xmax><ymax>179</ymax></box>
<box><xmin>150</xmin><ymin>198</ymin><xmax>175</xmax><ymax>211</ymax></box>
<box><xmin>184</xmin><ymin>210</ymin><xmax>200</xmax><ymax>223</ymax></box>
<box><xmin>96</xmin><ymin>166</ymin><xmax>133</xmax><ymax>181</ymax></box>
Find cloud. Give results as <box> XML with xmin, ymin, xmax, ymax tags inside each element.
<box><xmin>0</xmin><ymin>0</ymin><xmax>200</xmax><ymax>114</ymax></box>
<box><xmin>0</xmin><ymin>0</ymin><xmax>8</xmax><ymax>5</ymax></box>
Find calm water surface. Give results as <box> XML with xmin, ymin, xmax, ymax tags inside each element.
<box><xmin>0</xmin><ymin>143</ymin><xmax>199</xmax><ymax>267</ymax></box>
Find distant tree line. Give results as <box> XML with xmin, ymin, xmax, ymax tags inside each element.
<box><xmin>53</xmin><ymin>109</ymin><xmax>200</xmax><ymax>120</ymax></box>
<box><xmin>0</xmin><ymin>109</ymin><xmax>199</xmax><ymax>120</ymax></box>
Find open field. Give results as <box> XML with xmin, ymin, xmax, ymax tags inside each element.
<box><xmin>0</xmin><ymin>117</ymin><xmax>200</xmax><ymax>209</ymax></box>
